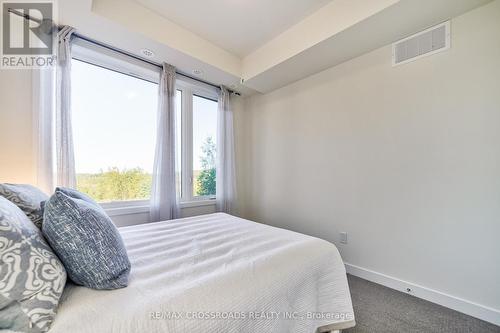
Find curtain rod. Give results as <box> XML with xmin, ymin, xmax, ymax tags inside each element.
<box><xmin>7</xmin><ymin>8</ymin><xmax>241</xmax><ymax>96</ymax></box>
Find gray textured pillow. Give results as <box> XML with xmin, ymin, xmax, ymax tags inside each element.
<box><xmin>0</xmin><ymin>197</ymin><xmax>67</xmax><ymax>333</ymax></box>
<box><xmin>0</xmin><ymin>184</ymin><xmax>49</xmax><ymax>229</ymax></box>
<box><xmin>42</xmin><ymin>190</ymin><xmax>131</xmax><ymax>290</ymax></box>
<box><xmin>56</xmin><ymin>187</ymin><xmax>97</xmax><ymax>205</ymax></box>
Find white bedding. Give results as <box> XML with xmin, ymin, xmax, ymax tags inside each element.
<box><xmin>49</xmin><ymin>213</ymin><xmax>354</xmax><ymax>333</ymax></box>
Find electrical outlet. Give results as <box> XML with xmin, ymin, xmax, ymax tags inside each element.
<box><xmin>340</xmin><ymin>232</ymin><xmax>348</xmax><ymax>244</ymax></box>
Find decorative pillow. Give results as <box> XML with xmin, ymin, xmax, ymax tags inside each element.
<box><xmin>56</xmin><ymin>187</ymin><xmax>97</xmax><ymax>206</ymax></box>
<box><xmin>0</xmin><ymin>184</ymin><xmax>49</xmax><ymax>229</ymax></box>
<box><xmin>0</xmin><ymin>197</ymin><xmax>67</xmax><ymax>333</ymax></box>
<box><xmin>42</xmin><ymin>190</ymin><xmax>131</xmax><ymax>290</ymax></box>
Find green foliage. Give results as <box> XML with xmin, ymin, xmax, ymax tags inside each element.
<box><xmin>76</xmin><ymin>136</ymin><xmax>217</xmax><ymax>201</ymax></box>
<box><xmin>195</xmin><ymin>136</ymin><xmax>216</xmax><ymax>196</ymax></box>
<box><xmin>77</xmin><ymin>167</ymin><xmax>152</xmax><ymax>202</ymax></box>
<box><xmin>196</xmin><ymin>168</ymin><xmax>216</xmax><ymax>196</ymax></box>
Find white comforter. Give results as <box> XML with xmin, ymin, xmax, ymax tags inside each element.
<box><xmin>49</xmin><ymin>213</ymin><xmax>354</xmax><ymax>333</ymax></box>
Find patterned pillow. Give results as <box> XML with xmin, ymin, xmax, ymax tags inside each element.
<box><xmin>0</xmin><ymin>197</ymin><xmax>67</xmax><ymax>333</ymax></box>
<box><xmin>0</xmin><ymin>184</ymin><xmax>49</xmax><ymax>229</ymax></box>
<box><xmin>42</xmin><ymin>190</ymin><xmax>131</xmax><ymax>290</ymax></box>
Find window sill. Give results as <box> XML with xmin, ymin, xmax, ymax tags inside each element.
<box><xmin>102</xmin><ymin>199</ymin><xmax>216</xmax><ymax>217</ymax></box>
<box><xmin>180</xmin><ymin>199</ymin><xmax>216</xmax><ymax>208</ymax></box>
<box><xmin>104</xmin><ymin>204</ymin><xmax>149</xmax><ymax>217</ymax></box>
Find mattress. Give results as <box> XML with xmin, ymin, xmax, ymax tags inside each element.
<box><xmin>49</xmin><ymin>213</ymin><xmax>355</xmax><ymax>333</ymax></box>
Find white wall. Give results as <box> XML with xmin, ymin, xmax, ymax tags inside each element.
<box><xmin>240</xmin><ymin>0</ymin><xmax>500</xmax><ymax>320</ymax></box>
<box><xmin>0</xmin><ymin>69</ymin><xmax>36</xmax><ymax>184</ymax></box>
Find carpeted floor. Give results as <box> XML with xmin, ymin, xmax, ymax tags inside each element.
<box><xmin>344</xmin><ymin>274</ymin><xmax>500</xmax><ymax>333</ymax></box>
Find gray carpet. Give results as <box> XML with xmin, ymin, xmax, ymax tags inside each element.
<box><xmin>344</xmin><ymin>274</ymin><xmax>500</xmax><ymax>333</ymax></box>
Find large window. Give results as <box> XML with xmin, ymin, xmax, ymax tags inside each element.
<box><xmin>71</xmin><ymin>44</ymin><xmax>218</xmax><ymax>207</ymax></box>
<box><xmin>71</xmin><ymin>59</ymin><xmax>158</xmax><ymax>203</ymax></box>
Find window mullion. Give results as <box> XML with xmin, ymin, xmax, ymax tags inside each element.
<box><xmin>182</xmin><ymin>88</ymin><xmax>194</xmax><ymax>201</ymax></box>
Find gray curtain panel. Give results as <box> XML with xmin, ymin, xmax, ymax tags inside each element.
<box><xmin>56</xmin><ymin>26</ymin><xmax>77</xmax><ymax>188</ymax></box>
<box><xmin>150</xmin><ymin>63</ymin><xmax>180</xmax><ymax>222</ymax></box>
<box><xmin>216</xmin><ymin>86</ymin><xmax>237</xmax><ymax>214</ymax></box>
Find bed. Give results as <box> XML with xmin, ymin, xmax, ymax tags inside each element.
<box><xmin>49</xmin><ymin>213</ymin><xmax>355</xmax><ymax>333</ymax></box>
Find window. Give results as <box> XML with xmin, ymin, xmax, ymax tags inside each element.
<box><xmin>71</xmin><ymin>40</ymin><xmax>218</xmax><ymax>207</ymax></box>
<box><xmin>71</xmin><ymin>59</ymin><xmax>158</xmax><ymax>203</ymax></box>
<box><xmin>177</xmin><ymin>82</ymin><xmax>219</xmax><ymax>202</ymax></box>
<box><xmin>192</xmin><ymin>95</ymin><xmax>217</xmax><ymax>197</ymax></box>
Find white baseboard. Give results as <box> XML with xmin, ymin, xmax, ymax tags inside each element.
<box><xmin>345</xmin><ymin>263</ymin><xmax>500</xmax><ymax>327</ymax></box>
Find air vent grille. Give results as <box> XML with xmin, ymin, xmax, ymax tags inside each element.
<box><xmin>392</xmin><ymin>21</ymin><xmax>450</xmax><ymax>66</ymax></box>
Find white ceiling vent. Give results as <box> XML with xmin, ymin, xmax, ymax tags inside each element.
<box><xmin>392</xmin><ymin>21</ymin><xmax>450</xmax><ymax>66</ymax></box>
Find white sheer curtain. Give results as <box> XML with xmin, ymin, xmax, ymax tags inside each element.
<box><xmin>34</xmin><ymin>67</ymin><xmax>56</xmax><ymax>194</ymax></box>
<box><xmin>150</xmin><ymin>63</ymin><xmax>180</xmax><ymax>222</ymax></box>
<box><xmin>55</xmin><ymin>26</ymin><xmax>76</xmax><ymax>188</ymax></box>
<box><xmin>216</xmin><ymin>86</ymin><xmax>237</xmax><ymax>214</ymax></box>
<box><xmin>35</xmin><ymin>25</ymin><xmax>76</xmax><ymax>193</ymax></box>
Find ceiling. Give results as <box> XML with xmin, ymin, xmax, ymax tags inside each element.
<box><xmin>241</xmin><ymin>0</ymin><xmax>494</xmax><ymax>92</ymax></box>
<box><xmin>62</xmin><ymin>0</ymin><xmax>493</xmax><ymax>95</ymax></box>
<box><xmin>134</xmin><ymin>0</ymin><xmax>332</xmax><ymax>57</ymax></box>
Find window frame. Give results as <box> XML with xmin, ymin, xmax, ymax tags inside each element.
<box><xmin>71</xmin><ymin>46</ymin><xmax>159</xmax><ymax>212</ymax></box>
<box><xmin>71</xmin><ymin>40</ymin><xmax>218</xmax><ymax>214</ymax></box>
<box><xmin>176</xmin><ymin>78</ymin><xmax>219</xmax><ymax>204</ymax></box>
